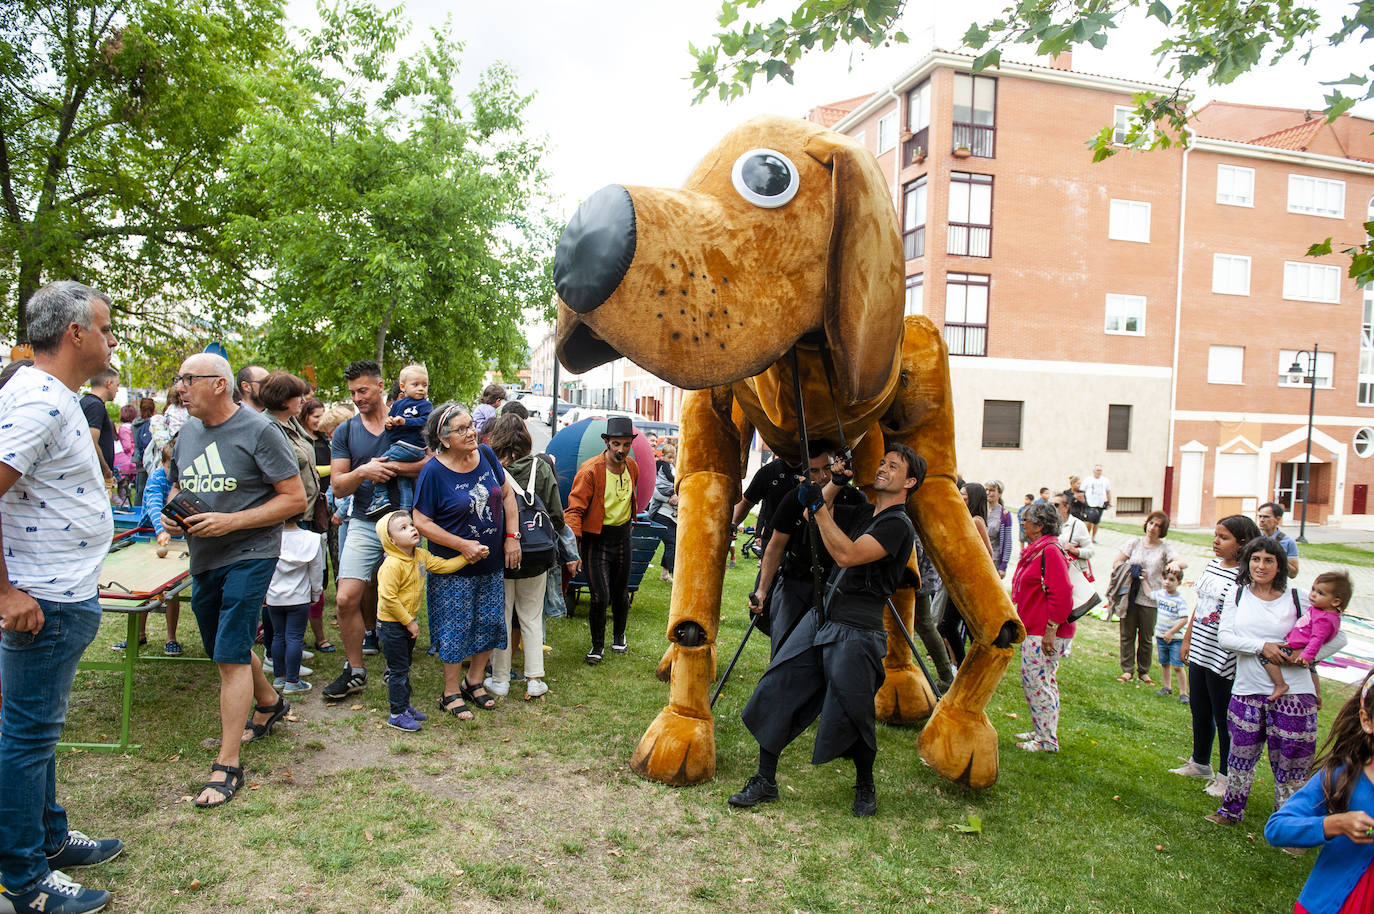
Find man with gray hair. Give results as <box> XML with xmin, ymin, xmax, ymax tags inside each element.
<box><xmin>0</xmin><ymin>281</ymin><xmax>123</xmax><ymax>914</ymax></box>
<box><xmin>161</xmin><ymin>352</ymin><xmax>305</xmax><ymax>808</ymax></box>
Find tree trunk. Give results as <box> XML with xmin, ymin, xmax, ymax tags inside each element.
<box><xmin>15</xmin><ymin>252</ymin><xmax>42</xmax><ymax>345</ymax></box>
<box><xmin>375</xmin><ymin>292</ymin><xmax>398</xmax><ymax>365</ymax></box>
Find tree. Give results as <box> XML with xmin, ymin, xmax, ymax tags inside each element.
<box><xmin>689</xmin><ymin>0</ymin><xmax>1374</xmax><ymax>285</ymax></box>
<box><xmin>0</xmin><ymin>0</ymin><xmax>287</xmax><ymax>342</ymax></box>
<box><xmin>228</xmin><ymin>2</ymin><xmax>556</xmax><ymax>401</ymax></box>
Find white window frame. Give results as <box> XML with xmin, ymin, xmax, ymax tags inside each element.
<box><xmin>1112</xmin><ymin>105</ymin><xmax>1135</xmax><ymax>145</ymax></box>
<box><xmin>1360</xmin><ymin>287</ymin><xmax>1374</xmax><ymax>407</ymax></box>
<box><xmin>1288</xmin><ymin>174</ymin><xmax>1346</xmax><ymax>219</ymax></box>
<box><xmin>1355</xmin><ymin>427</ymin><xmax>1374</xmax><ymax>458</ymax></box>
<box><xmin>1108</xmin><ymin>199</ymin><xmax>1150</xmax><ymax>243</ymax></box>
<box><xmin>1207</xmin><ymin>345</ymin><xmax>1245</xmax><ymax>385</ymax></box>
<box><xmin>904</xmin><ymin>274</ymin><xmax>924</xmax><ymax>317</ymax></box>
<box><xmin>1216</xmin><ymin>165</ymin><xmax>1255</xmax><ymax>207</ymax></box>
<box><xmin>1283</xmin><ymin>261</ymin><xmax>1341</xmax><ymax>303</ymax></box>
<box><xmin>1104</xmin><ymin>293</ymin><xmax>1146</xmax><ymax>336</ymax></box>
<box><xmin>877</xmin><ymin>112</ymin><xmax>898</xmax><ymax>155</ymax></box>
<box><xmin>1278</xmin><ymin>349</ymin><xmax>1335</xmax><ymax>389</ymax></box>
<box><xmin>1212</xmin><ymin>254</ymin><xmax>1251</xmax><ymax>296</ymax></box>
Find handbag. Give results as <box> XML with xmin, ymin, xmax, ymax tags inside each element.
<box><xmin>1040</xmin><ymin>545</ymin><xmax>1102</xmax><ymax>624</ymax></box>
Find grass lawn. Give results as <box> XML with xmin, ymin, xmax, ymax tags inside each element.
<box><xmin>53</xmin><ymin>556</ymin><xmax>1339</xmax><ymax>913</ymax></box>
<box><xmin>1101</xmin><ymin>520</ymin><xmax>1374</xmax><ymax>568</ymax></box>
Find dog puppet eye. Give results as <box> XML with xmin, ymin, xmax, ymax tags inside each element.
<box><xmin>730</xmin><ymin>149</ymin><xmax>799</xmax><ymax>208</ymax></box>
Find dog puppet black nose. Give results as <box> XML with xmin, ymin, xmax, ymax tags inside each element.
<box><xmin>554</xmin><ymin>184</ymin><xmax>637</xmax><ymax>314</ymax></box>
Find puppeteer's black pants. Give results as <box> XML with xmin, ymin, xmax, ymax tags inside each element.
<box><xmin>584</xmin><ymin>524</ymin><xmax>631</xmax><ymax>652</ymax></box>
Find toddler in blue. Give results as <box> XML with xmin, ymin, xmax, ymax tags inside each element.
<box><xmin>1152</xmin><ymin>568</ymin><xmax>1190</xmax><ymax>703</ymax></box>
<box><xmin>365</xmin><ymin>363</ymin><xmax>432</xmax><ymax>516</ymax></box>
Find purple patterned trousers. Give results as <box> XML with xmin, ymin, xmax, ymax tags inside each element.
<box><xmin>1216</xmin><ymin>692</ymin><xmax>1318</xmax><ymax>822</ymax></box>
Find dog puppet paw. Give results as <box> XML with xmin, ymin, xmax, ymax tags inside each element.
<box><xmin>916</xmin><ymin>700</ymin><xmax>999</xmax><ymax>789</ymax></box>
<box><xmin>875</xmin><ymin>666</ymin><xmax>936</xmax><ymax>725</ymax></box>
<box><xmin>630</xmin><ymin>705</ymin><xmax>717</xmax><ymax>786</ymax></box>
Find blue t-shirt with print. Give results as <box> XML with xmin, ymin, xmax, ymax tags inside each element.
<box><xmin>413</xmin><ymin>444</ymin><xmax>506</xmax><ymax>576</ymax></box>
<box><xmin>385</xmin><ymin>397</ymin><xmax>432</xmax><ymax>449</ymax></box>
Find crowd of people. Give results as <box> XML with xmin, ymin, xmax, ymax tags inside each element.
<box><xmin>3</xmin><ymin>281</ymin><xmax>1373</xmax><ymax>911</ymax></box>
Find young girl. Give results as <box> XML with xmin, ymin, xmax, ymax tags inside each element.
<box><xmin>1152</xmin><ymin>569</ymin><xmax>1190</xmax><ymax>702</ymax></box>
<box><xmin>1265</xmin><ymin>672</ymin><xmax>1374</xmax><ymax>913</ymax></box>
<box><xmin>1264</xmin><ymin>570</ymin><xmax>1351</xmax><ymax>702</ymax></box>
<box><xmin>262</xmin><ymin>524</ymin><xmax>325</xmax><ymax>697</ymax></box>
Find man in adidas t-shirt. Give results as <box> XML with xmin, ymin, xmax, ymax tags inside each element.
<box><xmin>163</xmin><ymin>352</ymin><xmax>304</xmax><ymax>809</ymax></box>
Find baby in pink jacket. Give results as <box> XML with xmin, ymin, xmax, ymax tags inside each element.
<box><xmin>1266</xmin><ymin>569</ymin><xmax>1350</xmax><ymax>701</ymax></box>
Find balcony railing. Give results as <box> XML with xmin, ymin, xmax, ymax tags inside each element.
<box><xmin>951</xmin><ymin>122</ymin><xmax>995</xmax><ymax>157</ymax></box>
<box><xmin>902</xmin><ymin>126</ymin><xmax>929</xmax><ymax>166</ymax></box>
<box><xmin>943</xmin><ymin>323</ymin><xmax>987</xmax><ymax>356</ymax></box>
<box><xmin>947</xmin><ymin>224</ymin><xmax>991</xmax><ymax>257</ymax></box>
<box><xmin>903</xmin><ymin>226</ymin><xmax>925</xmax><ymax>260</ymax></box>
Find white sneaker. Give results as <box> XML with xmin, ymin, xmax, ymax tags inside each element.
<box><xmin>1014</xmin><ymin>732</ymin><xmax>1034</xmax><ymax>741</ymax></box>
<box><xmin>1169</xmin><ymin>759</ymin><xmax>1214</xmax><ymax>779</ymax></box>
<box><xmin>482</xmin><ymin>676</ymin><xmax>510</xmax><ymax>697</ymax></box>
<box><xmin>301</xmin><ymin>650</ymin><xmax>314</xmax><ymax>662</ymax></box>
<box><xmin>526</xmin><ymin>679</ymin><xmax>549</xmax><ymax>699</ymax></box>
<box><xmin>1204</xmin><ymin>774</ymin><xmax>1229</xmax><ymax>798</ymax></box>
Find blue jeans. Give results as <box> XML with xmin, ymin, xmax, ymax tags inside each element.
<box><xmin>267</xmin><ymin>603</ymin><xmax>310</xmax><ymax>682</ymax></box>
<box><xmin>365</xmin><ymin>441</ymin><xmax>425</xmax><ymax>514</ymax></box>
<box><xmin>0</xmin><ymin>595</ymin><xmax>103</xmax><ymax>894</ymax></box>
<box><xmin>376</xmin><ymin>620</ymin><xmax>416</xmax><ymax>714</ymax></box>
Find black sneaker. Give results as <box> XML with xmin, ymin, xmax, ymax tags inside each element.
<box><xmin>362</xmin><ymin>631</ymin><xmax>380</xmax><ymax>655</ymax></box>
<box><xmin>584</xmin><ymin>650</ymin><xmax>603</xmax><ymax>665</ymax></box>
<box><xmin>728</xmin><ymin>775</ymin><xmax>779</xmax><ymax>808</ymax></box>
<box><xmin>46</xmin><ymin>831</ymin><xmax>123</xmax><ymax>869</ymax></box>
<box><xmin>322</xmin><ymin>664</ymin><xmax>366</xmax><ymax>701</ymax></box>
<box><xmin>852</xmin><ymin>785</ymin><xmax>877</xmax><ymax>817</ymax></box>
<box><xmin>611</xmin><ymin>638</ymin><xmax>628</xmax><ymax>654</ymax></box>
<box><xmin>2</xmin><ymin>871</ymin><xmax>109</xmax><ymax>914</ymax></box>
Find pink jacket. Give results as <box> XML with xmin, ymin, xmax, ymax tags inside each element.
<box><xmin>1011</xmin><ymin>534</ymin><xmax>1075</xmax><ymax>638</ymax></box>
<box><xmin>1287</xmin><ymin>606</ymin><xmax>1342</xmax><ymax>663</ymax></box>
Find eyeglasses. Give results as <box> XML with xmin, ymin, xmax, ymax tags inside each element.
<box><xmin>446</xmin><ymin>423</ymin><xmax>476</xmax><ymax>436</ymax></box>
<box><xmin>171</xmin><ymin>374</ymin><xmax>219</xmax><ymax>387</ymax></box>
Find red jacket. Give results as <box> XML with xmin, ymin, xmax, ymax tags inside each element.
<box><xmin>1012</xmin><ymin>534</ymin><xmax>1075</xmax><ymax>638</ymax></box>
<box><xmin>564</xmin><ymin>452</ymin><xmax>640</xmax><ymax>537</ymax></box>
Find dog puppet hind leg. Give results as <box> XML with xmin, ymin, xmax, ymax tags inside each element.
<box><xmin>630</xmin><ymin>387</ymin><xmax>738</xmax><ymax>786</ymax></box>
<box><xmin>874</xmin><ymin>584</ymin><xmax>937</xmax><ymax>724</ymax></box>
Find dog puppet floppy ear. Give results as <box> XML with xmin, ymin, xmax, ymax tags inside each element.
<box><xmin>804</xmin><ymin>130</ymin><xmax>905</xmax><ymax>404</ymax></box>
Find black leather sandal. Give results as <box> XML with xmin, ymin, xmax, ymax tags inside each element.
<box><xmin>243</xmin><ymin>696</ymin><xmax>290</xmax><ymax>743</ymax></box>
<box><xmin>460</xmin><ymin>678</ymin><xmax>496</xmax><ymax>710</ymax></box>
<box><xmin>438</xmin><ymin>692</ymin><xmax>473</xmax><ymax>720</ymax></box>
<box><xmin>193</xmin><ymin>763</ymin><xmax>244</xmax><ymax>808</ymax></box>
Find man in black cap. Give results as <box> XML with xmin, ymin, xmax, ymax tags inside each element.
<box><xmin>564</xmin><ymin>415</ymin><xmax>641</xmax><ymax>664</ymax></box>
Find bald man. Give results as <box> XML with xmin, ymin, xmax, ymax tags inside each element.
<box><xmin>162</xmin><ymin>353</ymin><xmax>305</xmax><ymax>808</ymax></box>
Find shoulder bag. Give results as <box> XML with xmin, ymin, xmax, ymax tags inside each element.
<box><xmin>507</xmin><ymin>458</ymin><xmax>558</xmax><ymax>572</ymax></box>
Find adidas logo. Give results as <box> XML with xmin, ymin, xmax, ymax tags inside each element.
<box><xmin>179</xmin><ymin>442</ymin><xmax>239</xmax><ymax>493</ymax></box>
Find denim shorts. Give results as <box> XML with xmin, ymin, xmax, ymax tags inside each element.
<box><xmin>338</xmin><ymin>514</ymin><xmax>385</xmax><ymax>582</ymax></box>
<box><xmin>190</xmin><ymin>558</ymin><xmax>276</xmax><ymax>664</ymax></box>
<box><xmin>1156</xmin><ymin>636</ymin><xmax>1184</xmax><ymax>667</ymax></box>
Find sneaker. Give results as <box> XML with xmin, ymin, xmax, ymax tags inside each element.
<box><xmin>262</xmin><ymin>656</ymin><xmax>273</xmax><ymax>674</ymax></box>
<box><xmin>322</xmin><ymin>664</ymin><xmax>366</xmax><ymax>701</ymax></box>
<box><xmin>1016</xmin><ymin>740</ymin><xmax>1057</xmax><ymax>753</ymax></box>
<box><xmin>386</xmin><ymin>710</ymin><xmax>422</xmax><ymax>732</ymax></box>
<box><xmin>482</xmin><ymin>676</ymin><xmax>510</xmax><ymax>697</ymax></box>
<box><xmin>405</xmin><ymin>705</ymin><xmax>428</xmax><ymax>722</ymax></box>
<box><xmin>46</xmin><ymin>831</ymin><xmax>123</xmax><ymax>869</ymax></box>
<box><xmin>1155</xmin><ymin>687</ymin><xmax>1172</xmax><ymax>696</ymax></box>
<box><xmin>1169</xmin><ymin>759</ymin><xmax>1214</xmax><ymax>779</ymax></box>
<box><xmin>1179</xmin><ymin>694</ymin><xmax>1191</xmax><ymax>705</ymax></box>
<box><xmin>1204</xmin><ymin>774</ymin><xmax>1229</xmax><ymax>798</ymax></box>
<box><xmin>281</xmin><ymin>680</ymin><xmax>312</xmax><ymax>694</ymax></box>
<box><xmin>272</xmin><ymin>677</ymin><xmax>286</xmax><ymax>689</ymax></box>
<box><xmin>728</xmin><ymin>774</ymin><xmax>779</xmax><ymax>808</ymax></box>
<box><xmin>163</xmin><ymin>640</ymin><xmax>183</xmax><ymax>656</ymax></box>
<box><xmin>362</xmin><ymin>631</ymin><xmax>380</xmax><ymax>655</ymax></box>
<box><xmin>510</xmin><ymin>668</ymin><xmax>526</xmax><ymax>682</ymax></box>
<box><xmin>526</xmin><ymin>679</ymin><xmax>549</xmax><ymax>699</ymax></box>
<box><xmin>585</xmin><ymin>651</ymin><xmax>603</xmax><ymax>665</ymax></box>
<box><xmin>297</xmin><ymin>664</ymin><xmax>312</xmax><ymax>677</ymax></box>
<box><xmin>301</xmin><ymin>650</ymin><xmax>314</xmax><ymax>662</ymax></box>
<box><xmin>111</xmin><ymin>638</ymin><xmax>146</xmax><ymax>651</ymax></box>
<box><xmin>852</xmin><ymin>785</ymin><xmax>878</xmax><ymax>817</ymax></box>
<box><xmin>611</xmin><ymin>639</ymin><xmax>628</xmax><ymax>655</ymax></box>
<box><xmin>2</xmin><ymin>870</ymin><xmax>109</xmax><ymax>914</ymax></box>
<box><xmin>1013</xmin><ymin>731</ymin><xmax>1034</xmax><ymax>741</ymax></box>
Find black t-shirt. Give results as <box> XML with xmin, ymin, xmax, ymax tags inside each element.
<box><xmin>743</xmin><ymin>458</ymin><xmax>803</xmax><ymax>539</ymax></box>
<box><xmin>825</xmin><ymin>504</ymin><xmax>916</xmax><ymax>631</ymax></box>
<box><xmin>771</xmin><ymin>482</ymin><xmax>868</xmax><ymax>580</ymax></box>
<box><xmin>80</xmin><ymin>392</ymin><xmax>114</xmax><ymax>472</ymax></box>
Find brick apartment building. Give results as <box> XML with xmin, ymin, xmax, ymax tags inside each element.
<box><xmin>819</xmin><ymin>50</ymin><xmax>1374</xmax><ymax>527</ymax></box>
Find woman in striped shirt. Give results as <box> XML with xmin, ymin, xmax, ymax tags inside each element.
<box><xmin>1171</xmin><ymin>514</ymin><xmax>1261</xmax><ymax>798</ymax></box>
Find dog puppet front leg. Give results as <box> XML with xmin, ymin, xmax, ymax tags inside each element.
<box><xmin>630</xmin><ymin>387</ymin><xmax>738</xmax><ymax>786</ymax></box>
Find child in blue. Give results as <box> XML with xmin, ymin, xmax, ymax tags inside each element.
<box><xmin>365</xmin><ymin>363</ymin><xmax>433</xmax><ymax>515</ymax></box>
<box><xmin>1152</xmin><ymin>568</ymin><xmax>1190</xmax><ymax>703</ymax></box>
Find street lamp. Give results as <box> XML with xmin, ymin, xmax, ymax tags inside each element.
<box><xmin>1286</xmin><ymin>344</ymin><xmax>1319</xmax><ymax>543</ymax></box>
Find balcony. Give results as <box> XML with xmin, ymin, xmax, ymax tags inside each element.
<box><xmin>902</xmin><ymin>126</ymin><xmax>929</xmax><ymax>167</ymax></box>
<box><xmin>943</xmin><ymin>323</ymin><xmax>987</xmax><ymax>357</ymax></box>
<box><xmin>951</xmin><ymin>122</ymin><xmax>994</xmax><ymax>158</ymax></box>
<box><xmin>903</xmin><ymin>226</ymin><xmax>925</xmax><ymax>261</ymax></box>
<box><xmin>947</xmin><ymin>223</ymin><xmax>991</xmax><ymax>257</ymax></box>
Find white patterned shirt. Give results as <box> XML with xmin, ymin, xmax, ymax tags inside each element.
<box><xmin>0</xmin><ymin>365</ymin><xmax>113</xmax><ymax>600</ymax></box>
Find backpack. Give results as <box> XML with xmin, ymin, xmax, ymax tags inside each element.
<box><xmin>507</xmin><ymin>457</ymin><xmax>558</xmax><ymax>573</ymax></box>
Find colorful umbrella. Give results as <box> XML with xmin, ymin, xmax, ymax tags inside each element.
<box><xmin>547</xmin><ymin>417</ymin><xmax>657</xmax><ymax>511</ymax></box>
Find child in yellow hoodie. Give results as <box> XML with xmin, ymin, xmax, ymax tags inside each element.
<box><xmin>376</xmin><ymin>510</ymin><xmax>468</xmax><ymax>731</ymax></box>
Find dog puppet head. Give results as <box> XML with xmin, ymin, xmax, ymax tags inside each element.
<box><xmin>554</xmin><ymin>115</ymin><xmax>904</xmax><ymax>404</ymax></box>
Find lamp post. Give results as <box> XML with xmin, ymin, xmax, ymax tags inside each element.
<box><xmin>1286</xmin><ymin>344</ymin><xmax>1319</xmax><ymax>543</ymax></box>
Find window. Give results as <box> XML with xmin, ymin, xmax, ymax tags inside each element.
<box><xmin>1283</xmin><ymin>261</ymin><xmax>1341</xmax><ymax>303</ymax></box>
<box><xmin>1278</xmin><ymin>349</ymin><xmax>1335</xmax><ymax>388</ymax></box>
<box><xmin>944</xmin><ymin>273</ymin><xmax>990</xmax><ymax>356</ymax></box>
<box><xmin>1212</xmin><ymin>254</ymin><xmax>1251</xmax><ymax>295</ymax></box>
<box><xmin>902</xmin><ymin>179</ymin><xmax>926</xmax><ymax>260</ymax></box>
<box><xmin>905</xmin><ymin>80</ymin><xmax>931</xmax><ymax>161</ymax></box>
<box><xmin>1207</xmin><ymin>345</ymin><xmax>1245</xmax><ymax>385</ymax></box>
<box><xmin>1108</xmin><ymin>199</ymin><xmax>1151</xmax><ymax>243</ymax></box>
<box><xmin>1107</xmin><ymin>405</ymin><xmax>1131</xmax><ymax>451</ymax></box>
<box><xmin>877</xmin><ymin>112</ymin><xmax>898</xmax><ymax>155</ymax></box>
<box><xmin>1356</xmin><ymin>428</ymin><xmax>1374</xmax><ymax>458</ymax></box>
<box><xmin>1217</xmin><ymin>165</ymin><xmax>1255</xmax><ymax>207</ymax></box>
<box><xmin>1112</xmin><ymin>105</ymin><xmax>1139</xmax><ymax>145</ymax></box>
<box><xmin>1288</xmin><ymin>175</ymin><xmax>1345</xmax><ymax>218</ymax></box>
<box><xmin>1104</xmin><ymin>294</ymin><xmax>1145</xmax><ymax>335</ymax></box>
<box><xmin>1215</xmin><ymin>452</ymin><xmax>1258</xmax><ymax>496</ymax></box>
<box><xmin>1360</xmin><ymin>288</ymin><xmax>1374</xmax><ymax>406</ymax></box>
<box><xmin>904</xmin><ymin>274</ymin><xmax>924</xmax><ymax>317</ymax></box>
<box><xmin>952</xmin><ymin>73</ymin><xmax>996</xmax><ymax>157</ymax></box>
<box><xmin>981</xmin><ymin>400</ymin><xmax>1021</xmax><ymax>448</ymax></box>
<box><xmin>947</xmin><ymin>172</ymin><xmax>992</xmax><ymax>256</ymax></box>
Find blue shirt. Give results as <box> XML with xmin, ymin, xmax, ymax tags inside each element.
<box><xmin>1266</xmin><ymin>767</ymin><xmax>1374</xmax><ymax>914</ymax></box>
<box><xmin>385</xmin><ymin>397</ymin><xmax>432</xmax><ymax>449</ymax></box>
<box><xmin>413</xmin><ymin>444</ymin><xmax>506</xmax><ymax>576</ymax></box>
<box><xmin>1269</xmin><ymin>528</ymin><xmax>1300</xmax><ymax>559</ymax></box>
<box><xmin>331</xmin><ymin>414</ymin><xmax>385</xmax><ymax>521</ymax></box>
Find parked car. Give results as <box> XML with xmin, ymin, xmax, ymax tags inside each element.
<box><xmin>557</xmin><ymin>406</ymin><xmax>650</xmax><ymax>431</ymax></box>
<box><xmin>548</xmin><ymin>399</ymin><xmax>575</xmax><ymax>426</ymax></box>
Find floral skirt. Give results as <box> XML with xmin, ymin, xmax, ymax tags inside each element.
<box><xmin>427</xmin><ymin>569</ymin><xmax>506</xmax><ymax>664</ymax></box>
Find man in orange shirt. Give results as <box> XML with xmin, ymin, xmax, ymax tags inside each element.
<box><xmin>565</xmin><ymin>416</ymin><xmax>640</xmax><ymax>665</ymax></box>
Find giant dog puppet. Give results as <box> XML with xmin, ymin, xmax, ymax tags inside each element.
<box><xmin>553</xmin><ymin>115</ymin><xmax>1024</xmax><ymax>789</ymax></box>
